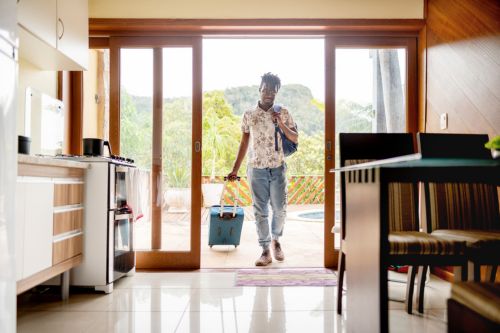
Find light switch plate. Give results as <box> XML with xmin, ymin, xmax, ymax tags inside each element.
<box><xmin>440</xmin><ymin>113</ymin><xmax>448</xmax><ymax>130</ymax></box>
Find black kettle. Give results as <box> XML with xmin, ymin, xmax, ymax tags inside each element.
<box><xmin>83</xmin><ymin>138</ymin><xmax>113</xmax><ymax>156</ymax></box>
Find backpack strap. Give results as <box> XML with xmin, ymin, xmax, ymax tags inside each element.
<box><xmin>273</xmin><ymin>104</ymin><xmax>282</xmax><ymax>152</ymax></box>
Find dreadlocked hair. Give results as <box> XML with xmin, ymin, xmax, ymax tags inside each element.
<box><xmin>259</xmin><ymin>72</ymin><xmax>281</xmax><ymax>92</ymax></box>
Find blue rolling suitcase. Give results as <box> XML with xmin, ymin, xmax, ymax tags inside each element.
<box><xmin>208</xmin><ymin>177</ymin><xmax>244</xmax><ymax>248</ymax></box>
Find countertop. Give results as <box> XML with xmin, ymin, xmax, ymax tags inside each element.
<box><xmin>18</xmin><ymin>154</ymin><xmax>90</xmax><ymax>169</ymax></box>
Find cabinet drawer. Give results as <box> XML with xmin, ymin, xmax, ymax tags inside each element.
<box><xmin>54</xmin><ymin>183</ymin><xmax>83</xmax><ymax>206</ymax></box>
<box><xmin>53</xmin><ymin>209</ymin><xmax>83</xmax><ymax>236</ymax></box>
<box><xmin>53</xmin><ymin>234</ymin><xmax>83</xmax><ymax>265</ymax></box>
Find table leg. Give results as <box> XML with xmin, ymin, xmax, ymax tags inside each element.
<box><xmin>345</xmin><ymin>169</ymin><xmax>388</xmax><ymax>333</ymax></box>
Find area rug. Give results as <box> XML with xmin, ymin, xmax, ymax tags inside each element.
<box><xmin>235</xmin><ymin>268</ymin><xmax>337</xmax><ymax>287</ymax></box>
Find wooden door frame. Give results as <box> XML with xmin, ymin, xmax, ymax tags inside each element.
<box><xmin>107</xmin><ymin>36</ymin><xmax>203</xmax><ymax>269</ymax></box>
<box><xmin>86</xmin><ymin>19</ymin><xmax>423</xmax><ymax>269</ymax></box>
<box><xmin>324</xmin><ymin>35</ymin><xmax>419</xmax><ymax>266</ymax></box>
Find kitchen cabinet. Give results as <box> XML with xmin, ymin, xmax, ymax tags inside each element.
<box><xmin>17</xmin><ymin>0</ymin><xmax>88</xmax><ymax>70</ymax></box>
<box><xmin>17</xmin><ymin>178</ymin><xmax>54</xmax><ymax>278</ymax></box>
<box><xmin>16</xmin><ymin>155</ymin><xmax>88</xmax><ymax>299</ymax></box>
<box><xmin>17</xmin><ymin>0</ymin><xmax>57</xmax><ymax>49</ymax></box>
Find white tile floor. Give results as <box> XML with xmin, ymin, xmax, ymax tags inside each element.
<box><xmin>17</xmin><ymin>270</ymin><xmax>450</xmax><ymax>333</ymax></box>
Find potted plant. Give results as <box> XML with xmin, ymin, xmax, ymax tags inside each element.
<box><xmin>485</xmin><ymin>135</ymin><xmax>500</xmax><ymax>159</ymax></box>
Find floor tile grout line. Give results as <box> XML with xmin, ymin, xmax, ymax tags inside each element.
<box><xmin>173</xmin><ymin>301</ymin><xmax>191</xmax><ymax>333</ymax></box>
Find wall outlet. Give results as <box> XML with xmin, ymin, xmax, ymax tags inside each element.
<box><xmin>440</xmin><ymin>113</ymin><xmax>448</xmax><ymax>130</ymax></box>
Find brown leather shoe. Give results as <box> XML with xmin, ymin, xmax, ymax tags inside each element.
<box><xmin>272</xmin><ymin>240</ymin><xmax>285</xmax><ymax>261</ymax></box>
<box><xmin>255</xmin><ymin>249</ymin><xmax>272</xmax><ymax>266</ymax></box>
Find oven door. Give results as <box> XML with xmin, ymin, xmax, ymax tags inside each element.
<box><xmin>115</xmin><ymin>165</ymin><xmax>129</xmax><ymax>209</ymax></box>
<box><xmin>112</xmin><ymin>212</ymin><xmax>135</xmax><ymax>282</ymax></box>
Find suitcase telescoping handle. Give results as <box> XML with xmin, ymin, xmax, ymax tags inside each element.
<box><xmin>220</xmin><ymin>176</ymin><xmax>241</xmax><ymax>218</ymax></box>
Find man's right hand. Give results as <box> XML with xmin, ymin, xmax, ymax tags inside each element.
<box><xmin>226</xmin><ymin>170</ymin><xmax>239</xmax><ymax>181</ymax></box>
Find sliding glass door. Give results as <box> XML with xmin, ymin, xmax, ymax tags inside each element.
<box><xmin>110</xmin><ymin>37</ymin><xmax>202</xmax><ymax>269</ymax></box>
<box><xmin>324</xmin><ymin>36</ymin><xmax>417</xmax><ymax>265</ymax></box>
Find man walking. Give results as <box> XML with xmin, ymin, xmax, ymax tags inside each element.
<box><xmin>228</xmin><ymin>72</ymin><xmax>298</xmax><ymax>266</ymax></box>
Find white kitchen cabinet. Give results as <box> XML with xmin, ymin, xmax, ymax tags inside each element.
<box><xmin>56</xmin><ymin>0</ymin><xmax>88</xmax><ymax>70</ymax></box>
<box><xmin>17</xmin><ymin>178</ymin><xmax>54</xmax><ymax>279</ymax></box>
<box><xmin>17</xmin><ymin>0</ymin><xmax>88</xmax><ymax>70</ymax></box>
<box><xmin>17</xmin><ymin>0</ymin><xmax>57</xmax><ymax>49</ymax></box>
<box><xmin>16</xmin><ymin>156</ymin><xmax>87</xmax><ymax>298</ymax></box>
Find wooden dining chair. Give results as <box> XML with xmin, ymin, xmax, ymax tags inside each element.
<box><xmin>336</xmin><ymin>133</ymin><xmax>467</xmax><ymax>315</ymax></box>
<box><xmin>418</xmin><ymin>133</ymin><xmax>500</xmax><ymax>284</ymax></box>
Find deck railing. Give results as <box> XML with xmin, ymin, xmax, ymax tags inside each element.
<box><xmin>202</xmin><ymin>175</ymin><xmax>324</xmax><ymax>206</ymax></box>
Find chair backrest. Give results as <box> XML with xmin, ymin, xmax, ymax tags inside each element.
<box><xmin>339</xmin><ymin>133</ymin><xmax>418</xmax><ymax>239</ymax></box>
<box><xmin>418</xmin><ymin>133</ymin><xmax>500</xmax><ymax>231</ymax></box>
<box><xmin>417</xmin><ymin>133</ymin><xmax>491</xmax><ymax>159</ymax></box>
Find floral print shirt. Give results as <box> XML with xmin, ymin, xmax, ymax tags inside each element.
<box><xmin>241</xmin><ymin>104</ymin><xmax>296</xmax><ymax>169</ymax></box>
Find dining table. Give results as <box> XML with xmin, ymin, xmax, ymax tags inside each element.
<box><xmin>330</xmin><ymin>153</ymin><xmax>500</xmax><ymax>333</ymax></box>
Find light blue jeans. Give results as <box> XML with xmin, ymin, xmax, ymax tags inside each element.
<box><xmin>247</xmin><ymin>164</ymin><xmax>287</xmax><ymax>250</ymax></box>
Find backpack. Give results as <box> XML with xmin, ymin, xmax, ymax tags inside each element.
<box><xmin>273</xmin><ymin>104</ymin><xmax>298</xmax><ymax>157</ymax></box>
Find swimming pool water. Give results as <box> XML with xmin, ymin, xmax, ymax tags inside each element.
<box><xmin>297</xmin><ymin>211</ymin><xmax>324</xmax><ymax>220</ymax></box>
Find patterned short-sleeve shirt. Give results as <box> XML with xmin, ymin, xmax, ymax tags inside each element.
<box><xmin>241</xmin><ymin>104</ymin><xmax>296</xmax><ymax>169</ymax></box>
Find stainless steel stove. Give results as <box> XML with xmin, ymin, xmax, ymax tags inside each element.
<box><xmin>54</xmin><ymin>154</ymin><xmax>135</xmax><ymax>166</ymax></box>
<box><xmin>64</xmin><ymin>154</ymin><xmax>136</xmax><ymax>293</ymax></box>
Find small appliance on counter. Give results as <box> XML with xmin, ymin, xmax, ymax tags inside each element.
<box><xmin>18</xmin><ymin>135</ymin><xmax>31</xmax><ymax>154</ymax></box>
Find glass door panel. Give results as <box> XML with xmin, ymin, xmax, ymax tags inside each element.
<box><xmin>119</xmin><ymin>48</ymin><xmax>153</xmax><ymax>250</ymax></box>
<box><xmin>333</xmin><ymin>46</ymin><xmax>408</xmax><ymax>250</ymax></box>
<box><xmin>161</xmin><ymin>47</ymin><xmax>193</xmax><ymax>251</ymax></box>
<box><xmin>113</xmin><ymin>36</ymin><xmax>202</xmax><ymax>268</ymax></box>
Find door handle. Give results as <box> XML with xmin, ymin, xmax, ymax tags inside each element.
<box><xmin>326</xmin><ymin>140</ymin><xmax>332</xmax><ymax>152</ymax></box>
<box><xmin>195</xmin><ymin>141</ymin><xmax>201</xmax><ymax>153</ymax></box>
<box><xmin>326</xmin><ymin>140</ymin><xmax>332</xmax><ymax>160</ymax></box>
<box><xmin>58</xmin><ymin>18</ymin><xmax>65</xmax><ymax>40</ymax></box>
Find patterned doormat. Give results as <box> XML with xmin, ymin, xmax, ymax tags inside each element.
<box><xmin>235</xmin><ymin>268</ymin><xmax>337</xmax><ymax>287</ymax></box>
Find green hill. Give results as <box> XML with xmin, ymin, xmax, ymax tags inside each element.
<box><xmin>223</xmin><ymin>84</ymin><xmax>324</xmax><ymax>135</ymax></box>
<box><xmin>125</xmin><ymin>83</ymin><xmax>324</xmax><ymax>136</ymax></box>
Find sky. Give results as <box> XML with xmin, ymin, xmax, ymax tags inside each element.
<box><xmin>120</xmin><ymin>39</ymin><xmax>406</xmax><ymax>105</ymax></box>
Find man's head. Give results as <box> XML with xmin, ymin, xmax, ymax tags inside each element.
<box><xmin>259</xmin><ymin>72</ymin><xmax>281</xmax><ymax>107</ymax></box>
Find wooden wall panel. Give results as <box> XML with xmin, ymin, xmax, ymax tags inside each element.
<box><xmin>425</xmin><ymin>0</ymin><xmax>500</xmax><ymax>138</ymax></box>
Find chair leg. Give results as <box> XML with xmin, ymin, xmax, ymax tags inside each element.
<box><xmin>337</xmin><ymin>252</ymin><xmax>346</xmax><ymax>315</ymax></box>
<box><xmin>485</xmin><ymin>265</ymin><xmax>498</xmax><ymax>282</ymax></box>
<box><xmin>467</xmin><ymin>261</ymin><xmax>481</xmax><ymax>282</ymax></box>
<box><xmin>405</xmin><ymin>265</ymin><xmax>417</xmax><ymax>314</ymax></box>
<box><xmin>454</xmin><ymin>264</ymin><xmax>468</xmax><ymax>281</ymax></box>
<box><xmin>416</xmin><ymin>266</ymin><xmax>428</xmax><ymax>314</ymax></box>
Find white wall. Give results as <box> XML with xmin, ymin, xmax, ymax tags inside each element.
<box><xmin>89</xmin><ymin>0</ymin><xmax>424</xmax><ymax>19</ymax></box>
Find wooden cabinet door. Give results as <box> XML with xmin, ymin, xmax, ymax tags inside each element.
<box><xmin>56</xmin><ymin>0</ymin><xmax>88</xmax><ymax>69</ymax></box>
<box><xmin>22</xmin><ymin>180</ymin><xmax>54</xmax><ymax>278</ymax></box>
<box><xmin>17</xmin><ymin>0</ymin><xmax>57</xmax><ymax>48</ymax></box>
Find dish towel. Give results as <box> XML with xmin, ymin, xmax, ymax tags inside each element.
<box><xmin>126</xmin><ymin>168</ymin><xmax>151</xmax><ymax>221</ymax></box>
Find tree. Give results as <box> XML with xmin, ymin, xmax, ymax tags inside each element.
<box><xmin>120</xmin><ymin>90</ymin><xmax>152</xmax><ymax>170</ymax></box>
<box><xmin>163</xmin><ymin>97</ymin><xmax>192</xmax><ymax>188</ymax></box>
<box><xmin>202</xmin><ymin>91</ymin><xmax>240</xmax><ymax>180</ymax></box>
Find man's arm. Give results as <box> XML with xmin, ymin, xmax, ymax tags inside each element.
<box><xmin>272</xmin><ymin>111</ymin><xmax>298</xmax><ymax>144</ymax></box>
<box><xmin>279</xmin><ymin>123</ymin><xmax>298</xmax><ymax>144</ymax></box>
<box><xmin>228</xmin><ymin>132</ymin><xmax>250</xmax><ymax>180</ymax></box>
